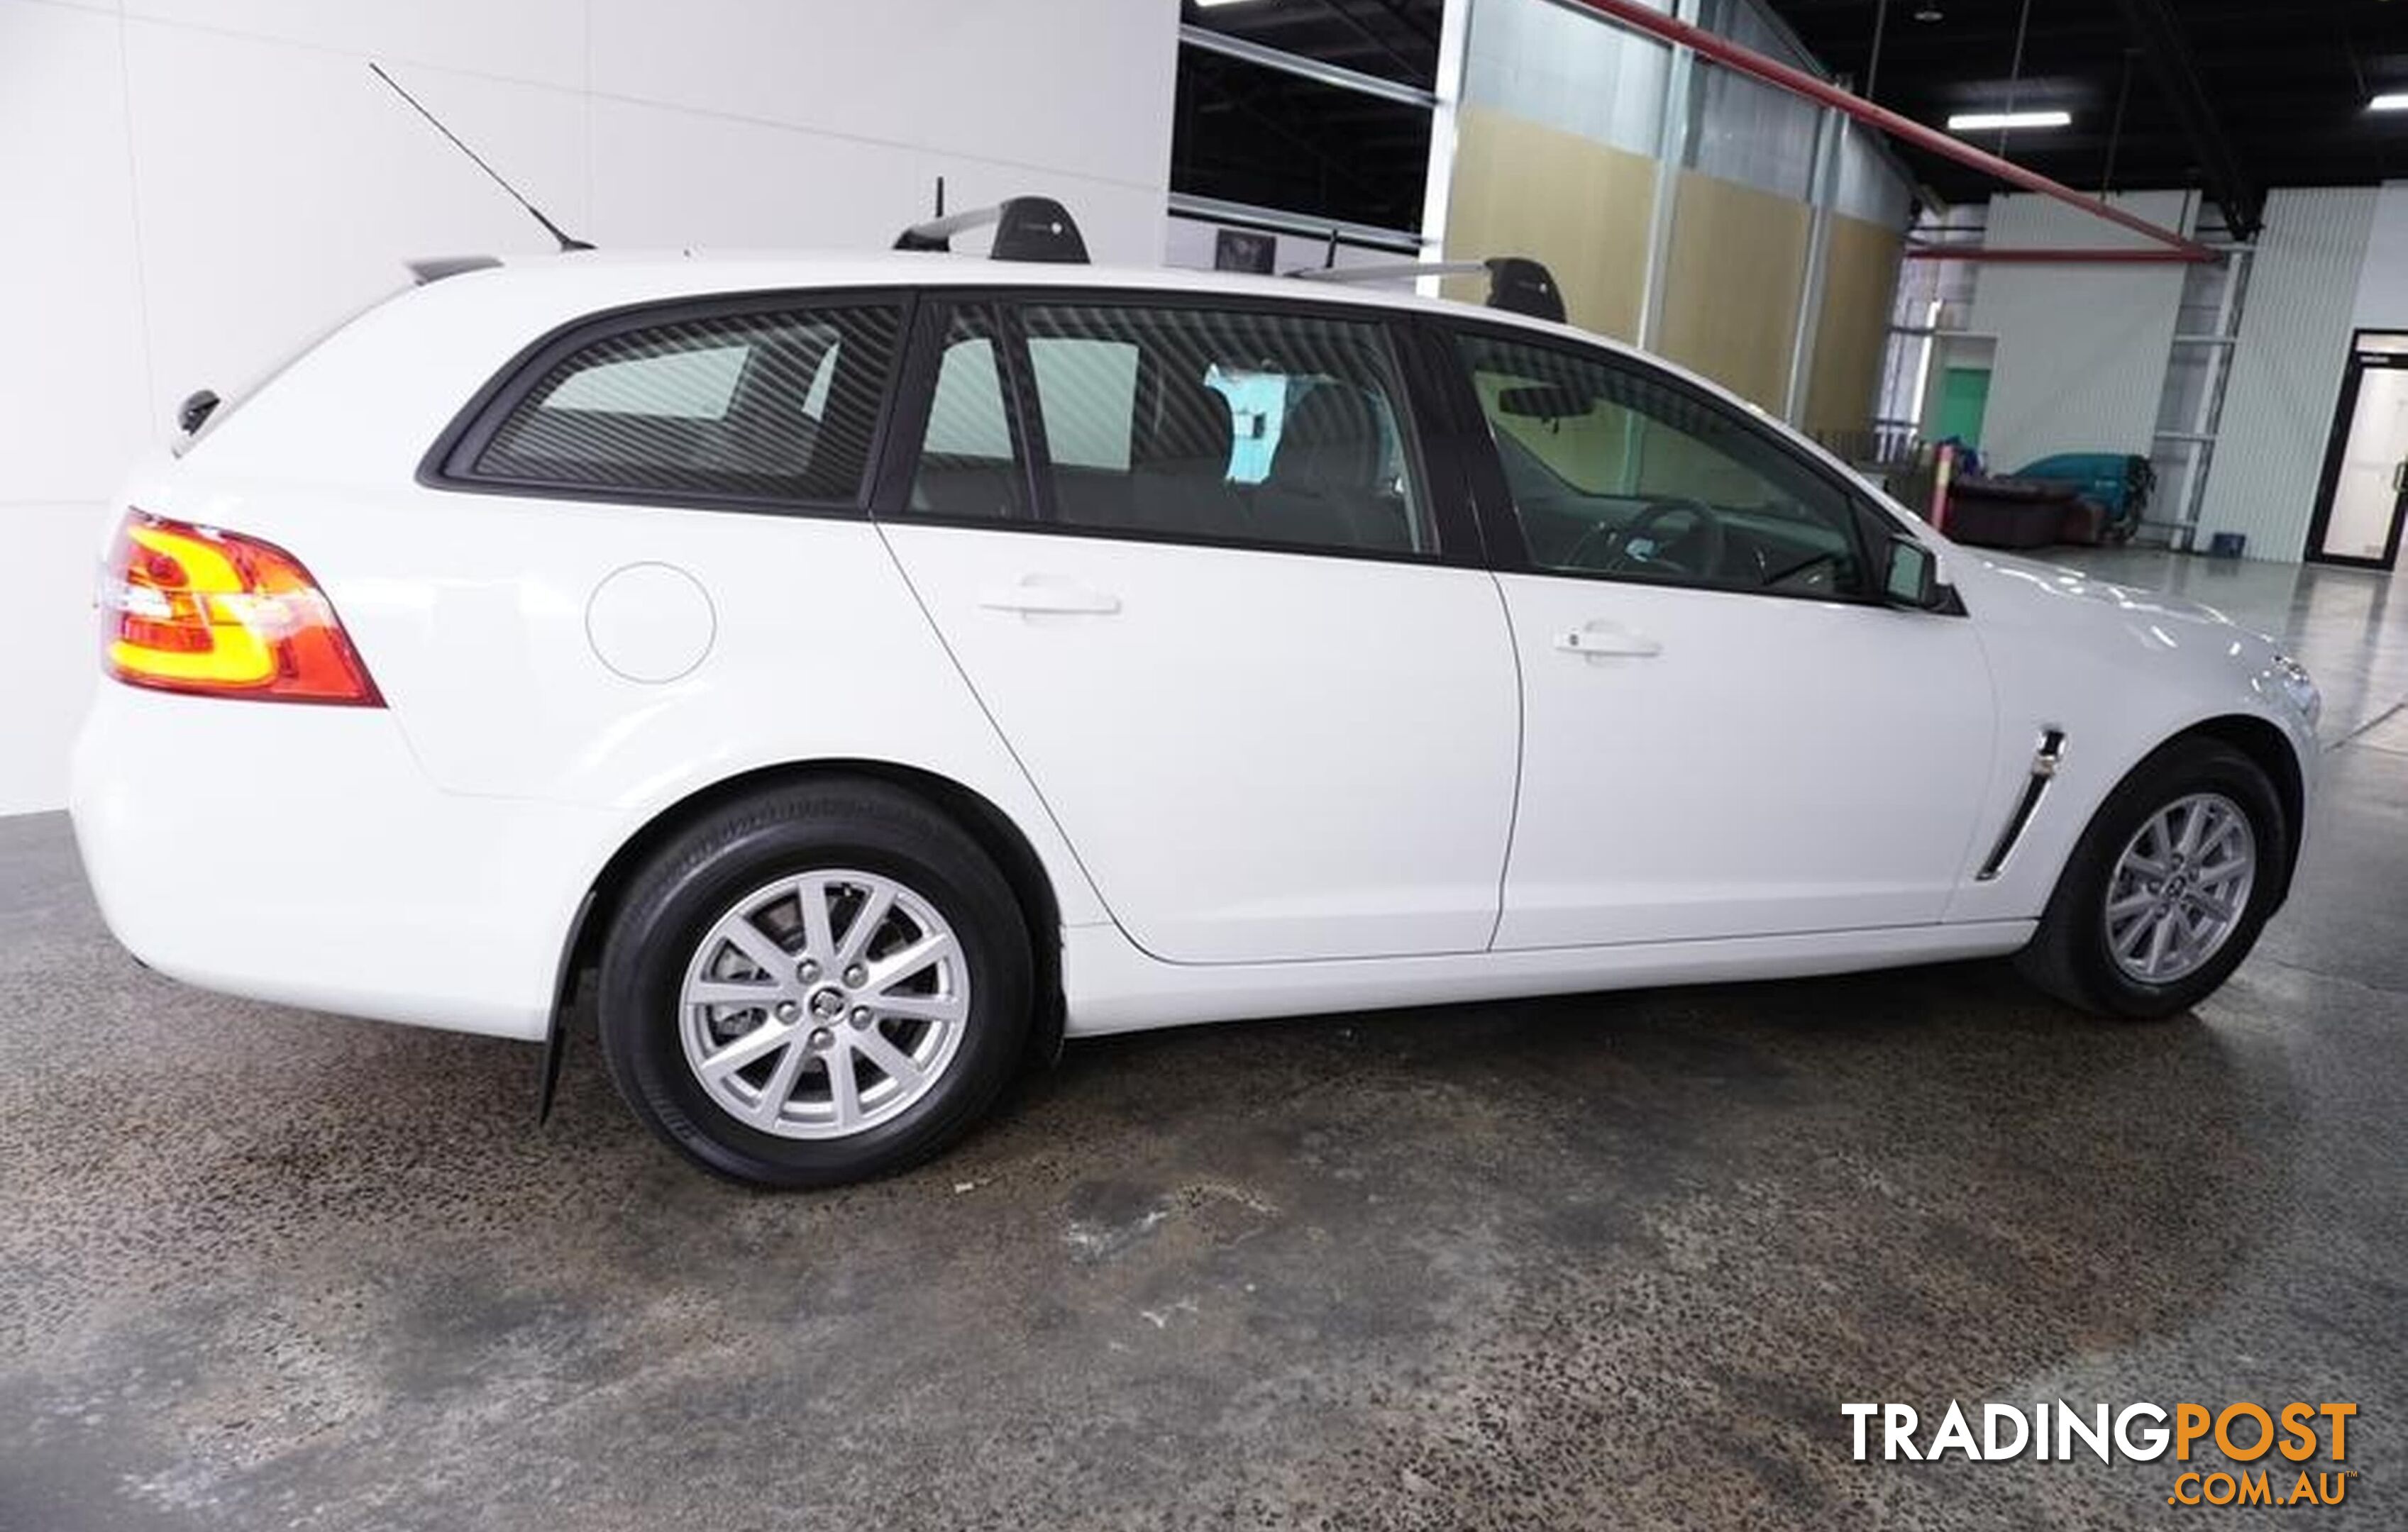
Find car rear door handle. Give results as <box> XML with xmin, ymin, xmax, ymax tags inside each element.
<box><xmin>978</xmin><ymin>577</ymin><xmax>1123</xmax><ymax>617</ymax></box>
<box><xmin>1555</xmin><ymin>623</ymin><xmax>1662</xmax><ymax>659</ymax></box>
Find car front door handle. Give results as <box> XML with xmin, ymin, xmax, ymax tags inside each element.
<box><xmin>977</xmin><ymin>577</ymin><xmax>1124</xmax><ymax>617</ymax></box>
<box><xmin>1555</xmin><ymin>623</ymin><xmax>1663</xmax><ymax>660</ymax></box>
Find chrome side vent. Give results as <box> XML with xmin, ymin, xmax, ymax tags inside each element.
<box><xmin>1976</xmin><ymin>729</ymin><xmax>2068</xmax><ymax>882</ymax></box>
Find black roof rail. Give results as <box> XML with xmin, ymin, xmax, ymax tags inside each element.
<box><xmin>893</xmin><ymin>196</ymin><xmax>1089</xmax><ymax>264</ymax></box>
<box><xmin>1286</xmin><ymin>255</ymin><xmax>1567</xmax><ymax>324</ymax></box>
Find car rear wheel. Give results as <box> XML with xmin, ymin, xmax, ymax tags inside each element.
<box><xmin>595</xmin><ymin>779</ymin><xmax>1032</xmax><ymax>1187</ymax></box>
<box><xmin>2016</xmin><ymin>738</ymin><xmax>2287</xmax><ymax>1019</ymax></box>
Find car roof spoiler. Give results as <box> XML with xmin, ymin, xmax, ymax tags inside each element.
<box><xmin>893</xmin><ymin>196</ymin><xmax>1090</xmax><ymax>264</ymax></box>
<box><xmin>1286</xmin><ymin>256</ymin><xmax>1567</xmax><ymax>324</ymax></box>
<box><xmin>407</xmin><ymin>255</ymin><xmax>503</xmax><ymax>284</ymax></box>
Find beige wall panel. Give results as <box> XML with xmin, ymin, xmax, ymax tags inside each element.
<box><xmin>1657</xmin><ymin>171</ymin><xmax>1811</xmax><ymax>409</ymax></box>
<box><xmin>1440</xmin><ymin>105</ymin><xmax>1655</xmax><ymax>341</ymax></box>
<box><xmin>1803</xmin><ymin>213</ymin><xmax>1904</xmax><ymax>437</ymax></box>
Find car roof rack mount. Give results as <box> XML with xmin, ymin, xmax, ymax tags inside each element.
<box><xmin>894</xmin><ymin>196</ymin><xmax>1090</xmax><ymax>265</ymax></box>
<box><xmin>1288</xmin><ymin>256</ymin><xmax>1566</xmax><ymax>324</ymax></box>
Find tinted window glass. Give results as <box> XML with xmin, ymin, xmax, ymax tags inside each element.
<box><xmin>1018</xmin><ymin>302</ymin><xmax>1434</xmax><ymax>557</ymax></box>
<box><xmin>1030</xmin><ymin>336</ymin><xmax>1139</xmax><ymax>470</ymax></box>
<box><xmin>470</xmin><ymin>304</ymin><xmax>900</xmax><ymax>503</ymax></box>
<box><xmin>908</xmin><ymin>306</ymin><xmax>1023</xmax><ymax>520</ymax></box>
<box><xmin>1458</xmin><ymin>331</ymin><xmax>1864</xmax><ymax>596</ymax></box>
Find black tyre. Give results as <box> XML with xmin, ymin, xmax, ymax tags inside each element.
<box><xmin>595</xmin><ymin>778</ymin><xmax>1032</xmax><ymax>1188</ymax></box>
<box><xmin>2016</xmin><ymin>738</ymin><xmax>2287</xmax><ymax>1019</ymax></box>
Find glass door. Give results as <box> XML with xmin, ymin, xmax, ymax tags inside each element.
<box><xmin>2308</xmin><ymin>332</ymin><xmax>2408</xmax><ymax>570</ymax></box>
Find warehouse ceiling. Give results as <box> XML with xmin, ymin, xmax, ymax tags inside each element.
<box><xmin>1769</xmin><ymin>0</ymin><xmax>2408</xmax><ymax>228</ymax></box>
<box><xmin>1176</xmin><ymin>0</ymin><xmax>2408</xmax><ymax>240</ymax></box>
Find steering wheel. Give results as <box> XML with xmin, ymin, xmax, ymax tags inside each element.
<box><xmin>1564</xmin><ymin>497</ymin><xmax>1728</xmax><ymax>579</ymax></box>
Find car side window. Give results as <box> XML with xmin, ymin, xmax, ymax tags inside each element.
<box><xmin>1455</xmin><ymin>331</ymin><xmax>1866</xmax><ymax>598</ymax></box>
<box><xmin>1015</xmin><ymin>301</ymin><xmax>1436</xmax><ymax>557</ymax></box>
<box><xmin>907</xmin><ymin>305</ymin><xmax>1024</xmax><ymax>520</ymax></box>
<box><xmin>465</xmin><ymin>304</ymin><xmax>901</xmax><ymax>504</ymax></box>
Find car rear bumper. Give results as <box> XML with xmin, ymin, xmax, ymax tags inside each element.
<box><xmin>70</xmin><ymin>684</ymin><xmax>617</xmax><ymax>1041</ymax></box>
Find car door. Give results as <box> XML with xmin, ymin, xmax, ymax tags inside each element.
<box><xmin>874</xmin><ymin>291</ymin><xmax>1520</xmax><ymax>965</ymax></box>
<box><xmin>1441</xmin><ymin>321</ymin><xmax>1999</xmax><ymax>949</ymax></box>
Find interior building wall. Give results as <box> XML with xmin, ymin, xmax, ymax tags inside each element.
<box><xmin>1963</xmin><ymin>189</ymin><xmax>2194</xmax><ymax>472</ymax></box>
<box><xmin>0</xmin><ymin>0</ymin><xmax>1177</xmax><ymax>816</ymax></box>
<box><xmin>1655</xmin><ymin>171</ymin><xmax>1812</xmax><ymax>409</ymax></box>
<box><xmin>2195</xmin><ymin>187</ymin><xmax>2382</xmax><ymax>561</ymax></box>
<box><xmin>1802</xmin><ymin>213</ymin><xmax>1906</xmax><ymax>438</ymax></box>
<box><xmin>1440</xmin><ymin>106</ymin><xmax>1658</xmax><ymax>340</ymax></box>
<box><xmin>2351</xmin><ymin>180</ymin><xmax>2408</xmax><ymax>331</ymax></box>
<box><xmin>1437</xmin><ymin>0</ymin><xmax>1674</xmax><ymax>340</ymax></box>
<box><xmin>1431</xmin><ymin>0</ymin><xmax>1911</xmax><ymax>423</ymax></box>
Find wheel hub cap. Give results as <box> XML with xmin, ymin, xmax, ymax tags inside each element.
<box><xmin>676</xmin><ymin>870</ymin><xmax>971</xmax><ymax>1140</ymax></box>
<box><xmin>2104</xmin><ymin>792</ymin><xmax>2257</xmax><ymax>987</ymax></box>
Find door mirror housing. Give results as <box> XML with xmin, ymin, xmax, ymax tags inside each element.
<box><xmin>1882</xmin><ymin>535</ymin><xmax>1946</xmax><ymax>609</ymax></box>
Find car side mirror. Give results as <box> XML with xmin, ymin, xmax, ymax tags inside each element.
<box><xmin>1882</xmin><ymin>535</ymin><xmax>1945</xmax><ymax>609</ymax></box>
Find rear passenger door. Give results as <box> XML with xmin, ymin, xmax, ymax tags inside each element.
<box><xmin>876</xmin><ymin>292</ymin><xmax>1519</xmax><ymax>965</ymax></box>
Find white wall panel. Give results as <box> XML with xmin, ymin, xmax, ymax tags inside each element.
<box><xmin>122</xmin><ymin>0</ymin><xmax>587</xmax><ymax>89</ymax></box>
<box><xmin>0</xmin><ymin>2</ymin><xmax>153</xmax><ymax>504</ymax></box>
<box><xmin>2350</xmin><ymin>180</ymin><xmax>2408</xmax><ymax>331</ymax></box>
<box><xmin>1967</xmin><ymin>190</ymin><xmax>2193</xmax><ymax>470</ymax></box>
<box><xmin>122</xmin><ymin>20</ymin><xmax>589</xmax><ymax>429</ymax></box>
<box><xmin>587</xmin><ymin>0</ymin><xmax>1176</xmax><ymax>194</ymax></box>
<box><xmin>589</xmin><ymin>103</ymin><xmax>1168</xmax><ymax>268</ymax></box>
<box><xmin>589</xmin><ymin>98</ymin><xmax>927</xmax><ymax>251</ymax></box>
<box><xmin>2198</xmin><ymin>187</ymin><xmax>2380</xmax><ymax>561</ymax></box>
<box><xmin>3</xmin><ymin>504</ymin><xmax>114</xmax><ymax>817</ymax></box>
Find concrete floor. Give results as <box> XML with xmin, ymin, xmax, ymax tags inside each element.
<box><xmin>2</xmin><ymin>548</ymin><xmax>2403</xmax><ymax>1530</ymax></box>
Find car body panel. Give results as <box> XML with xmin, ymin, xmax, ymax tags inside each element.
<box><xmin>1937</xmin><ymin>549</ymin><xmax>2320</xmax><ymax>926</ymax></box>
<box><xmin>67</xmin><ymin>248</ymin><xmax>2323</xmax><ymax>1047</ymax></box>
<box><xmin>883</xmin><ymin>523</ymin><xmax>1520</xmax><ymax>963</ymax></box>
<box><xmin>1059</xmin><ymin>914</ymin><xmax>2038</xmax><ymax>1036</ymax></box>
<box><xmin>1491</xmin><ymin>573</ymin><xmax>2001</xmax><ymax>947</ymax></box>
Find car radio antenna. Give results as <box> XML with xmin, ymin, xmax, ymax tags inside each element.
<box><xmin>368</xmin><ymin>62</ymin><xmax>592</xmax><ymax>252</ymax></box>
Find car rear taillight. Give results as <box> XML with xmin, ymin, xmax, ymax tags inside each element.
<box><xmin>100</xmin><ymin>511</ymin><xmax>383</xmax><ymax>706</ymax></box>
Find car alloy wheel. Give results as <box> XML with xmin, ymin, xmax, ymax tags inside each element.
<box><xmin>678</xmin><ymin>870</ymin><xmax>970</xmax><ymax>1139</ymax></box>
<box><xmin>2102</xmin><ymin>792</ymin><xmax>2257</xmax><ymax>986</ymax></box>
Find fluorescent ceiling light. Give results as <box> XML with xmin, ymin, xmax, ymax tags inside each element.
<box><xmin>2372</xmin><ymin>93</ymin><xmax>2408</xmax><ymax>113</ymax></box>
<box><xmin>1194</xmin><ymin>0</ymin><xmax>1263</xmax><ymax>8</ymax></box>
<box><xmin>1948</xmin><ymin>110</ymin><xmax>2072</xmax><ymax>132</ymax></box>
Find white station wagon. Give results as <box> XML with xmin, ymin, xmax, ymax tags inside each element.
<box><xmin>72</xmin><ymin>200</ymin><xmax>2321</xmax><ymax>1186</ymax></box>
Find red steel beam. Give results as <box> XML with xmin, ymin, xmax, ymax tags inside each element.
<box><xmin>1564</xmin><ymin>0</ymin><xmax>2219</xmax><ymax>263</ymax></box>
<box><xmin>1904</xmin><ymin>246</ymin><xmax>2211</xmax><ymax>264</ymax></box>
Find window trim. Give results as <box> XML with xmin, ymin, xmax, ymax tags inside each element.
<box><xmin>419</xmin><ymin>287</ymin><xmax>918</xmax><ymax>517</ymax></box>
<box><xmin>869</xmin><ymin>284</ymin><xmax>1489</xmax><ymax>570</ymax></box>
<box><xmin>872</xmin><ymin>297</ymin><xmax>1051</xmax><ymax>528</ymax></box>
<box><xmin>1430</xmin><ymin>314</ymin><xmax>1929</xmax><ymax>611</ymax></box>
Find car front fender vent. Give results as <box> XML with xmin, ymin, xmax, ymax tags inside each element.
<box><xmin>1976</xmin><ymin>728</ymin><xmax>2068</xmax><ymax>882</ymax></box>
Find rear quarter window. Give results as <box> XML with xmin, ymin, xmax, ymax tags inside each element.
<box><xmin>446</xmin><ymin>301</ymin><xmax>904</xmax><ymax>506</ymax></box>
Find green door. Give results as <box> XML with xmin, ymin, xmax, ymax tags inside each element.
<box><xmin>1933</xmin><ymin>367</ymin><xmax>1991</xmax><ymax>448</ymax></box>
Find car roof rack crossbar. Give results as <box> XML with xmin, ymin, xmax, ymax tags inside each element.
<box><xmin>1286</xmin><ymin>255</ymin><xmax>1567</xmax><ymax>324</ymax></box>
<box><xmin>893</xmin><ymin>196</ymin><xmax>1090</xmax><ymax>264</ymax></box>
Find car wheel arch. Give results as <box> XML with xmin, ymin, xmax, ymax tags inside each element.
<box><xmin>2177</xmin><ymin>714</ymin><xmax>2307</xmax><ymax>902</ymax></box>
<box><xmin>546</xmin><ymin>760</ymin><xmax>1067</xmax><ymax>1101</ymax></box>
<box><xmin>2055</xmin><ymin>714</ymin><xmax>2307</xmax><ymax>909</ymax></box>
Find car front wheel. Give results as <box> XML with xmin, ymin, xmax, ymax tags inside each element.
<box><xmin>595</xmin><ymin>779</ymin><xmax>1032</xmax><ymax>1187</ymax></box>
<box><xmin>2016</xmin><ymin>738</ymin><xmax>2288</xmax><ymax>1019</ymax></box>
